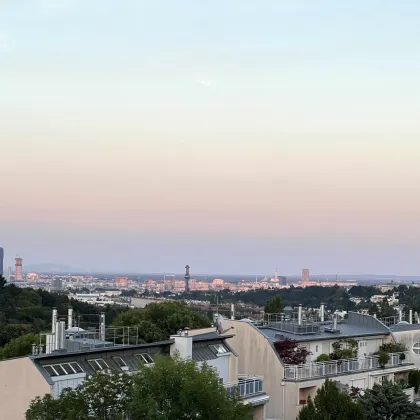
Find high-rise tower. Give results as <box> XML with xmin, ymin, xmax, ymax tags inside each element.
<box><xmin>15</xmin><ymin>257</ymin><xmax>23</xmax><ymax>281</ymax></box>
<box><xmin>302</xmin><ymin>268</ymin><xmax>310</xmax><ymax>285</ymax></box>
<box><xmin>184</xmin><ymin>264</ymin><xmax>190</xmax><ymax>292</ymax></box>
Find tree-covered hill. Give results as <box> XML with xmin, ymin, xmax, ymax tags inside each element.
<box><xmin>0</xmin><ymin>275</ymin><xmax>126</xmax><ymax>349</ymax></box>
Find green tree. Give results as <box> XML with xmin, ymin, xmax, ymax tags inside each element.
<box><xmin>112</xmin><ymin>302</ymin><xmax>211</xmax><ymax>342</ymax></box>
<box><xmin>0</xmin><ymin>333</ymin><xmax>40</xmax><ymax>360</ymax></box>
<box><xmin>130</xmin><ymin>354</ymin><xmax>253</xmax><ymax>420</ymax></box>
<box><xmin>297</xmin><ymin>379</ymin><xmax>365</xmax><ymax>420</ymax></box>
<box><xmin>357</xmin><ymin>380</ymin><xmax>420</xmax><ymax>420</ymax></box>
<box><xmin>26</xmin><ymin>356</ymin><xmax>252</xmax><ymax>420</ymax></box>
<box><xmin>264</xmin><ymin>295</ymin><xmax>283</xmax><ymax>313</ymax></box>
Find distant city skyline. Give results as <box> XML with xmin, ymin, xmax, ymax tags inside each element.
<box><xmin>1</xmin><ymin>1</ymin><xmax>419</xmax><ymax>275</ymax></box>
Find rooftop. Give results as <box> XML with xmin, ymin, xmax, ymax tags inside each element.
<box><xmin>251</xmin><ymin>312</ymin><xmax>391</xmax><ymax>343</ymax></box>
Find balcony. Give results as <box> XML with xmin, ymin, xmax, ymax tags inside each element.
<box><xmin>225</xmin><ymin>376</ymin><xmax>264</xmax><ymax>398</ymax></box>
<box><xmin>284</xmin><ymin>352</ymin><xmax>414</xmax><ymax>381</ymax></box>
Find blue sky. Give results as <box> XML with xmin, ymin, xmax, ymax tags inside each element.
<box><xmin>1</xmin><ymin>1</ymin><xmax>419</xmax><ymax>275</ymax></box>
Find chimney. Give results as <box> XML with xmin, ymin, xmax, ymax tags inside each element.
<box><xmin>298</xmin><ymin>305</ymin><xmax>302</xmax><ymax>325</ymax></box>
<box><xmin>55</xmin><ymin>321</ymin><xmax>65</xmax><ymax>350</ymax></box>
<box><xmin>100</xmin><ymin>313</ymin><xmax>106</xmax><ymax>341</ymax></box>
<box><xmin>409</xmin><ymin>309</ymin><xmax>413</xmax><ymax>324</ymax></box>
<box><xmin>68</xmin><ymin>307</ymin><xmax>73</xmax><ymax>329</ymax></box>
<box><xmin>231</xmin><ymin>303</ymin><xmax>235</xmax><ymax>320</ymax></box>
<box><xmin>333</xmin><ymin>315</ymin><xmax>338</xmax><ymax>331</ymax></box>
<box><xmin>373</xmin><ymin>313</ymin><xmax>377</xmax><ymax>318</ymax></box>
<box><xmin>399</xmin><ymin>308</ymin><xmax>403</xmax><ymax>323</ymax></box>
<box><xmin>320</xmin><ymin>304</ymin><xmax>325</xmax><ymax>322</ymax></box>
<box><xmin>52</xmin><ymin>308</ymin><xmax>58</xmax><ymax>335</ymax></box>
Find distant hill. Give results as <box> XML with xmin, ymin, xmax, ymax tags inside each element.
<box><xmin>24</xmin><ymin>263</ymin><xmax>83</xmax><ymax>273</ymax></box>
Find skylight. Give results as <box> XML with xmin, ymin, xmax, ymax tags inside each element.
<box><xmin>88</xmin><ymin>358</ymin><xmax>109</xmax><ymax>371</ymax></box>
<box><xmin>43</xmin><ymin>362</ymin><xmax>84</xmax><ymax>377</ymax></box>
<box><xmin>210</xmin><ymin>344</ymin><xmax>230</xmax><ymax>355</ymax></box>
<box><xmin>135</xmin><ymin>353</ymin><xmax>154</xmax><ymax>364</ymax></box>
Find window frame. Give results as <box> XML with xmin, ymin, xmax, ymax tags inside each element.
<box><xmin>135</xmin><ymin>353</ymin><xmax>154</xmax><ymax>364</ymax></box>
<box><xmin>413</xmin><ymin>342</ymin><xmax>420</xmax><ymax>355</ymax></box>
<box><xmin>209</xmin><ymin>343</ymin><xmax>230</xmax><ymax>355</ymax></box>
<box><xmin>43</xmin><ymin>362</ymin><xmax>84</xmax><ymax>377</ymax></box>
<box><xmin>88</xmin><ymin>358</ymin><xmax>109</xmax><ymax>371</ymax></box>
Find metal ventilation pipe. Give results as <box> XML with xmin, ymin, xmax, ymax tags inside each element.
<box><xmin>68</xmin><ymin>307</ymin><xmax>73</xmax><ymax>329</ymax></box>
<box><xmin>320</xmin><ymin>304</ymin><xmax>325</xmax><ymax>322</ymax></box>
<box><xmin>409</xmin><ymin>309</ymin><xmax>413</xmax><ymax>324</ymax></box>
<box><xmin>298</xmin><ymin>305</ymin><xmax>302</xmax><ymax>325</ymax></box>
<box><xmin>399</xmin><ymin>308</ymin><xmax>403</xmax><ymax>323</ymax></box>
<box><xmin>55</xmin><ymin>321</ymin><xmax>65</xmax><ymax>350</ymax></box>
<box><xmin>231</xmin><ymin>303</ymin><xmax>235</xmax><ymax>320</ymax></box>
<box><xmin>333</xmin><ymin>315</ymin><xmax>338</xmax><ymax>331</ymax></box>
<box><xmin>100</xmin><ymin>313</ymin><xmax>106</xmax><ymax>341</ymax></box>
<box><xmin>52</xmin><ymin>308</ymin><xmax>58</xmax><ymax>335</ymax></box>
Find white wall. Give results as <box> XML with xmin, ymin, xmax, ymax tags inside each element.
<box><xmin>198</xmin><ymin>355</ymin><xmax>230</xmax><ymax>383</ymax></box>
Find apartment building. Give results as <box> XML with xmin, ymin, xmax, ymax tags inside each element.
<box><xmin>221</xmin><ymin>308</ymin><xmax>419</xmax><ymax>420</ymax></box>
<box><xmin>0</xmin><ymin>310</ymin><xmax>269</xmax><ymax>420</ymax></box>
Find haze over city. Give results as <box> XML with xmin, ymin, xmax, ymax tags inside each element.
<box><xmin>1</xmin><ymin>1</ymin><xmax>420</xmax><ymax>275</ymax></box>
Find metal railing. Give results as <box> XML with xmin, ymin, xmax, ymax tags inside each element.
<box><xmin>284</xmin><ymin>352</ymin><xmax>413</xmax><ymax>381</ymax></box>
<box><xmin>225</xmin><ymin>376</ymin><xmax>264</xmax><ymax>398</ymax></box>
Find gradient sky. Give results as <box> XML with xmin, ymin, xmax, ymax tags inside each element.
<box><xmin>1</xmin><ymin>1</ymin><xmax>420</xmax><ymax>275</ymax></box>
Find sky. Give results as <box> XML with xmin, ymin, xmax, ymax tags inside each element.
<box><xmin>1</xmin><ymin>1</ymin><xmax>420</xmax><ymax>275</ymax></box>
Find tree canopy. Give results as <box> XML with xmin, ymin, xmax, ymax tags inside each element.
<box><xmin>297</xmin><ymin>379</ymin><xmax>364</xmax><ymax>420</ymax></box>
<box><xmin>112</xmin><ymin>301</ymin><xmax>211</xmax><ymax>343</ymax></box>
<box><xmin>26</xmin><ymin>355</ymin><xmax>253</xmax><ymax>420</ymax></box>
<box><xmin>264</xmin><ymin>295</ymin><xmax>283</xmax><ymax>313</ymax></box>
<box><xmin>0</xmin><ymin>275</ymin><xmax>127</xmax><ymax>356</ymax></box>
<box><xmin>358</xmin><ymin>380</ymin><xmax>420</xmax><ymax>420</ymax></box>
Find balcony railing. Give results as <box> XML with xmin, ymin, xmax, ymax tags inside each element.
<box><xmin>225</xmin><ymin>376</ymin><xmax>264</xmax><ymax>398</ymax></box>
<box><xmin>284</xmin><ymin>352</ymin><xmax>413</xmax><ymax>381</ymax></box>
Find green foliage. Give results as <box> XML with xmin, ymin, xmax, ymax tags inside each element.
<box><xmin>358</xmin><ymin>380</ymin><xmax>420</xmax><ymax>420</ymax></box>
<box><xmin>349</xmin><ymin>286</ymin><xmax>381</xmax><ymax>298</ymax></box>
<box><xmin>408</xmin><ymin>370</ymin><xmax>420</xmax><ymax>393</ymax></box>
<box><xmin>0</xmin><ymin>333</ymin><xmax>40</xmax><ymax>360</ymax></box>
<box><xmin>112</xmin><ymin>302</ymin><xmax>211</xmax><ymax>343</ymax></box>
<box><xmin>316</xmin><ymin>353</ymin><xmax>331</xmax><ymax>362</ymax></box>
<box><xmin>26</xmin><ymin>355</ymin><xmax>252</xmax><ymax>420</ymax></box>
<box><xmin>0</xmin><ymin>277</ymin><xmax>127</xmax><ymax>353</ymax></box>
<box><xmin>378</xmin><ymin>351</ymin><xmax>390</xmax><ymax>368</ymax></box>
<box><xmin>175</xmin><ymin>285</ymin><xmax>357</xmax><ymax>311</ymax></box>
<box><xmin>297</xmin><ymin>379</ymin><xmax>365</xmax><ymax>420</ymax></box>
<box><xmin>331</xmin><ymin>339</ymin><xmax>358</xmax><ymax>360</ymax></box>
<box><xmin>379</xmin><ymin>341</ymin><xmax>407</xmax><ymax>353</ymax></box>
<box><xmin>264</xmin><ymin>295</ymin><xmax>283</xmax><ymax>313</ymax></box>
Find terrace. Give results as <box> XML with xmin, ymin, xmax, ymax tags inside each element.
<box><xmin>284</xmin><ymin>352</ymin><xmax>414</xmax><ymax>381</ymax></box>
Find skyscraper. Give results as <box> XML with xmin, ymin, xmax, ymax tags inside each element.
<box><xmin>0</xmin><ymin>247</ymin><xmax>3</xmax><ymax>276</ymax></box>
<box><xmin>15</xmin><ymin>257</ymin><xmax>23</xmax><ymax>281</ymax></box>
<box><xmin>302</xmin><ymin>269</ymin><xmax>310</xmax><ymax>285</ymax></box>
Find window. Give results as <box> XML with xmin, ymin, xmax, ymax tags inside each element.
<box><xmin>113</xmin><ymin>356</ymin><xmax>127</xmax><ymax>368</ymax></box>
<box><xmin>88</xmin><ymin>359</ymin><xmax>109</xmax><ymax>371</ymax></box>
<box><xmin>209</xmin><ymin>344</ymin><xmax>230</xmax><ymax>355</ymax></box>
<box><xmin>315</xmin><ymin>345</ymin><xmax>319</xmax><ymax>353</ymax></box>
<box><xmin>359</xmin><ymin>341</ymin><xmax>367</xmax><ymax>348</ymax></box>
<box><xmin>43</xmin><ymin>362</ymin><xmax>84</xmax><ymax>377</ymax></box>
<box><xmin>135</xmin><ymin>353</ymin><xmax>154</xmax><ymax>364</ymax></box>
<box><xmin>413</xmin><ymin>343</ymin><xmax>420</xmax><ymax>355</ymax></box>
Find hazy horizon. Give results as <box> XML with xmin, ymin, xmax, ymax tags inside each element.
<box><xmin>1</xmin><ymin>1</ymin><xmax>420</xmax><ymax>275</ymax></box>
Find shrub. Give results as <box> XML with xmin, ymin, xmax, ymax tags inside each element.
<box><xmin>316</xmin><ymin>354</ymin><xmax>331</xmax><ymax>362</ymax></box>
<box><xmin>378</xmin><ymin>351</ymin><xmax>390</xmax><ymax>368</ymax></box>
